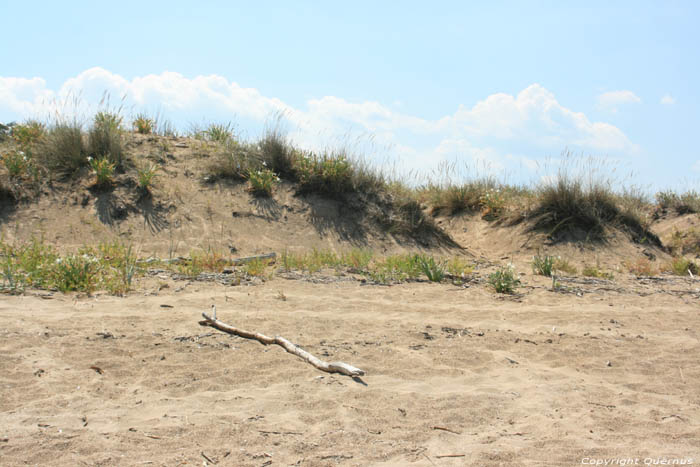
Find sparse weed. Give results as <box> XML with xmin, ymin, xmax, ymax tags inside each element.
<box><xmin>623</xmin><ymin>258</ymin><xmax>655</xmax><ymax>277</ymax></box>
<box><xmin>341</xmin><ymin>249</ymin><xmax>373</xmax><ymax>270</ymax></box>
<box><xmin>244</xmin><ymin>258</ymin><xmax>272</xmax><ymax>277</ymax></box>
<box><xmin>582</xmin><ymin>265</ymin><xmax>615</xmax><ymax>279</ymax></box>
<box><xmin>295</xmin><ymin>151</ymin><xmax>354</xmax><ymax>196</ymax></box>
<box><xmin>532</xmin><ymin>254</ymin><xmax>555</xmax><ymax>277</ymax></box>
<box><xmin>445</xmin><ymin>257</ymin><xmax>474</xmax><ymax>277</ymax></box>
<box><xmin>668</xmin><ymin>257</ymin><xmax>699</xmax><ymax>276</ymax></box>
<box><xmin>553</xmin><ymin>257</ymin><xmax>577</xmax><ymax>275</ymax></box>
<box><xmin>488</xmin><ymin>265</ymin><xmax>520</xmax><ymax>293</ymax></box>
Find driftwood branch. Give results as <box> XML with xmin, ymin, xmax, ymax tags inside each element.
<box><xmin>201</xmin><ymin>306</ymin><xmax>365</xmax><ymax>377</ymax></box>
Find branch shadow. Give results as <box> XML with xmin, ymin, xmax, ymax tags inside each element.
<box><xmin>250</xmin><ymin>196</ymin><xmax>282</xmax><ymax>222</ymax></box>
<box><xmin>137</xmin><ymin>193</ymin><xmax>170</xmax><ymax>234</ymax></box>
<box><xmin>94</xmin><ymin>189</ymin><xmax>128</xmax><ymax>226</ymax></box>
<box><xmin>305</xmin><ymin>195</ymin><xmax>369</xmax><ymax>244</ymax></box>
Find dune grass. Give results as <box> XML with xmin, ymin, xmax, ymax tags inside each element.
<box><xmin>0</xmin><ymin>110</ymin><xmax>695</xmax><ymax>250</ymax></box>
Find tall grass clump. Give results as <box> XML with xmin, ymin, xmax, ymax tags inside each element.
<box><xmin>656</xmin><ymin>190</ymin><xmax>700</xmax><ymax>214</ymax></box>
<box><xmin>36</xmin><ymin>118</ymin><xmax>87</xmax><ymax>176</ymax></box>
<box><xmin>88</xmin><ymin>111</ymin><xmax>125</xmax><ymax>169</ymax></box>
<box><xmin>259</xmin><ymin>125</ymin><xmax>297</xmax><ymax>180</ymax></box>
<box><xmin>206</xmin><ymin>140</ymin><xmax>260</xmax><ymax>182</ymax></box>
<box><xmin>532</xmin><ymin>254</ymin><xmax>555</xmax><ymax>277</ymax></box>
<box><xmin>530</xmin><ymin>155</ymin><xmax>655</xmax><ymax>243</ymax></box>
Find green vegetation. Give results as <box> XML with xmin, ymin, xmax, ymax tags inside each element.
<box><xmin>35</xmin><ymin>119</ymin><xmax>86</xmax><ymax>176</ymax></box>
<box><xmin>88</xmin><ymin>156</ymin><xmax>116</xmax><ymax>188</ymax></box>
<box><xmin>88</xmin><ymin>111</ymin><xmax>125</xmax><ymax>169</ymax></box>
<box><xmin>488</xmin><ymin>265</ymin><xmax>521</xmax><ymax>293</ymax></box>
<box><xmin>668</xmin><ymin>257</ymin><xmax>699</xmax><ymax>276</ymax></box>
<box><xmin>133</xmin><ymin>114</ymin><xmax>154</xmax><ymax>134</ymax></box>
<box><xmin>532</xmin><ymin>254</ymin><xmax>555</xmax><ymax>277</ymax></box>
<box><xmin>0</xmin><ymin>238</ymin><xmax>138</xmax><ymax>295</ymax></box>
<box><xmin>247</xmin><ymin>166</ymin><xmax>280</xmax><ymax>197</ymax></box>
<box><xmin>582</xmin><ymin>264</ymin><xmax>615</xmax><ymax>280</ymax></box>
<box><xmin>137</xmin><ymin>163</ymin><xmax>159</xmax><ymax>193</ymax></box>
<box><xmin>656</xmin><ymin>190</ymin><xmax>700</xmax><ymax>214</ymax></box>
<box><xmin>623</xmin><ymin>258</ymin><xmax>655</xmax><ymax>277</ymax></box>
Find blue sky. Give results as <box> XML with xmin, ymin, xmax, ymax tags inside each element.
<box><xmin>1</xmin><ymin>1</ymin><xmax>698</xmax><ymax>190</ymax></box>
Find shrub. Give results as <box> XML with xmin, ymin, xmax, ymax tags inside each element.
<box><xmin>2</xmin><ymin>150</ymin><xmax>31</xmax><ymax>179</ymax></box>
<box><xmin>88</xmin><ymin>111</ymin><xmax>125</xmax><ymax>169</ymax></box>
<box><xmin>133</xmin><ymin>114</ymin><xmax>154</xmax><ymax>134</ymax></box>
<box><xmin>532</xmin><ymin>254</ymin><xmax>555</xmax><ymax>277</ymax></box>
<box><xmin>88</xmin><ymin>156</ymin><xmax>115</xmax><ymax>188</ymax></box>
<box><xmin>11</xmin><ymin>120</ymin><xmax>45</xmax><ymax>148</ymax></box>
<box><xmin>36</xmin><ymin>120</ymin><xmax>86</xmax><ymax>176</ymax></box>
<box><xmin>247</xmin><ymin>166</ymin><xmax>280</xmax><ymax>197</ymax></box>
<box><xmin>488</xmin><ymin>265</ymin><xmax>520</xmax><ymax>293</ymax></box>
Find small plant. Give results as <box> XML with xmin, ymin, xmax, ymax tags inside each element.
<box><xmin>582</xmin><ymin>263</ymin><xmax>615</xmax><ymax>279</ymax></box>
<box><xmin>52</xmin><ymin>254</ymin><xmax>100</xmax><ymax>293</ymax></box>
<box><xmin>2</xmin><ymin>150</ymin><xmax>30</xmax><ymax>179</ymax></box>
<box><xmin>247</xmin><ymin>166</ymin><xmax>280</xmax><ymax>197</ymax></box>
<box><xmin>137</xmin><ymin>163</ymin><xmax>159</xmax><ymax>193</ymax></box>
<box><xmin>341</xmin><ymin>249</ymin><xmax>373</xmax><ymax>270</ymax></box>
<box><xmin>244</xmin><ymin>258</ymin><xmax>271</xmax><ymax>277</ymax></box>
<box><xmin>445</xmin><ymin>257</ymin><xmax>474</xmax><ymax>277</ymax></box>
<box><xmin>668</xmin><ymin>257</ymin><xmax>699</xmax><ymax>276</ymax></box>
<box><xmin>480</xmin><ymin>188</ymin><xmax>507</xmax><ymax>219</ymax></box>
<box><xmin>488</xmin><ymin>265</ymin><xmax>521</xmax><ymax>293</ymax></box>
<box><xmin>133</xmin><ymin>114</ymin><xmax>154</xmax><ymax>134</ymax></box>
<box><xmin>417</xmin><ymin>255</ymin><xmax>446</xmax><ymax>282</ymax></box>
<box><xmin>88</xmin><ymin>156</ymin><xmax>115</xmax><ymax>188</ymax></box>
<box><xmin>532</xmin><ymin>254</ymin><xmax>555</xmax><ymax>277</ymax></box>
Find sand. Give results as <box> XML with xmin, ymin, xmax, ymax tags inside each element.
<box><xmin>1</xmin><ymin>272</ymin><xmax>699</xmax><ymax>466</ymax></box>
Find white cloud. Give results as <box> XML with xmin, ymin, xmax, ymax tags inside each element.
<box><xmin>660</xmin><ymin>94</ymin><xmax>676</xmax><ymax>105</ymax></box>
<box><xmin>596</xmin><ymin>90</ymin><xmax>641</xmax><ymax>113</ymax></box>
<box><xmin>0</xmin><ymin>68</ymin><xmax>639</xmax><ymax>180</ymax></box>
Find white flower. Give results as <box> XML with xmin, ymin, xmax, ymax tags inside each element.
<box><xmin>262</xmin><ymin>161</ymin><xmax>267</xmax><ymax>167</ymax></box>
<box><xmin>87</xmin><ymin>156</ymin><xmax>93</xmax><ymax>162</ymax></box>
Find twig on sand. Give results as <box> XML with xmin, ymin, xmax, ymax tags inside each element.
<box><xmin>431</xmin><ymin>425</ymin><xmax>462</xmax><ymax>435</ymax></box>
<box><xmin>201</xmin><ymin>451</ymin><xmax>217</xmax><ymax>464</ymax></box>
<box><xmin>200</xmin><ymin>305</ymin><xmax>365</xmax><ymax>377</ymax></box>
<box><xmin>436</xmin><ymin>454</ymin><xmax>466</xmax><ymax>459</ymax></box>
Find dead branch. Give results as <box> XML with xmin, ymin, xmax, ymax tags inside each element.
<box><xmin>201</xmin><ymin>306</ymin><xmax>365</xmax><ymax>377</ymax></box>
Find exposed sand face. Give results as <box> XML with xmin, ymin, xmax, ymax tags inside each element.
<box><xmin>1</xmin><ymin>275</ymin><xmax>698</xmax><ymax>466</ymax></box>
